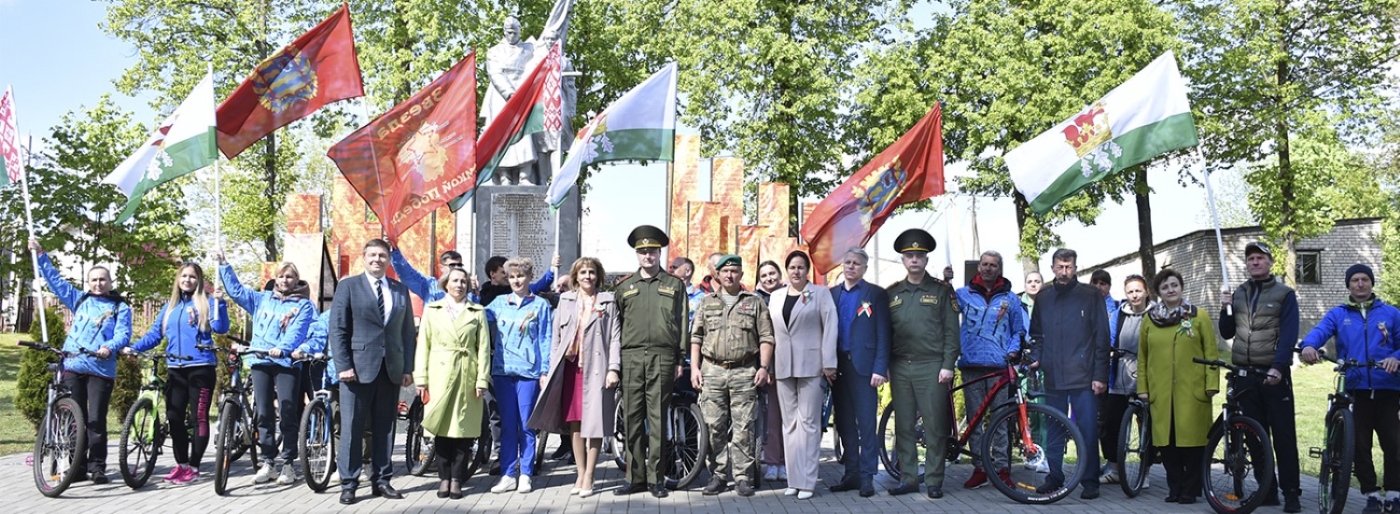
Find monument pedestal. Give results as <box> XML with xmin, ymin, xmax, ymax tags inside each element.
<box><xmin>473</xmin><ymin>185</ymin><xmax>581</xmax><ymax>283</ymax></box>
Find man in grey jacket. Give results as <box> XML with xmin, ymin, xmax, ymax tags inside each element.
<box><xmin>1028</xmin><ymin>248</ymin><xmax>1110</xmax><ymax>500</ymax></box>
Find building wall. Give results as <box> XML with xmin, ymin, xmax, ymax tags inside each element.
<box><xmin>1084</xmin><ymin>219</ymin><xmax>1382</xmax><ymax>342</ymax></box>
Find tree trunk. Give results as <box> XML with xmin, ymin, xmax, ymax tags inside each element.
<box><xmin>1134</xmin><ymin>165</ymin><xmax>1156</xmax><ymax>283</ymax></box>
<box><xmin>1014</xmin><ymin>191</ymin><xmax>1037</xmax><ymax>275</ymax></box>
<box><xmin>1274</xmin><ymin>0</ymin><xmax>1297</xmax><ymax>287</ymax></box>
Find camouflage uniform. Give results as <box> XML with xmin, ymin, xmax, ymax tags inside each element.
<box><xmin>692</xmin><ymin>290</ymin><xmax>775</xmax><ymax>482</ymax></box>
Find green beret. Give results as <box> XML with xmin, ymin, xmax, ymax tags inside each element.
<box><xmin>716</xmin><ymin>254</ymin><xmax>742</xmax><ymax>269</ymax></box>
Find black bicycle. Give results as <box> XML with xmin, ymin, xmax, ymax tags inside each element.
<box><xmin>297</xmin><ymin>352</ymin><xmax>336</xmax><ymax>492</ymax></box>
<box><xmin>21</xmin><ymin>340</ymin><xmax>92</xmax><ymax>497</ymax></box>
<box><xmin>1193</xmin><ymin>357</ymin><xmax>1275</xmax><ymax>514</ymax></box>
<box><xmin>1115</xmin><ymin>348</ymin><xmax>1152</xmax><ymax>498</ymax></box>
<box><xmin>205</xmin><ymin>338</ymin><xmax>271</xmax><ymax>496</ymax></box>
<box><xmin>118</xmin><ymin>348</ymin><xmax>193</xmax><ymax>488</ymax></box>
<box><xmin>613</xmin><ymin>369</ymin><xmax>709</xmax><ymax>489</ymax></box>
<box><xmin>1303</xmin><ymin>348</ymin><xmax>1386</xmax><ymax>514</ymax></box>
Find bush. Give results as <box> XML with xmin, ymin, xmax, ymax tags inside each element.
<box><xmin>111</xmin><ymin>342</ymin><xmax>143</xmax><ymax>419</ymax></box>
<box><xmin>15</xmin><ymin>307</ymin><xmax>68</xmax><ymax>429</ymax></box>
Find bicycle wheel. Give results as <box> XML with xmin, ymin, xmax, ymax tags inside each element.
<box><xmin>404</xmin><ymin>400</ymin><xmax>434</xmax><ymax>476</ymax></box>
<box><xmin>1317</xmin><ymin>408</ymin><xmax>1354</xmax><ymax>514</ymax></box>
<box><xmin>299</xmin><ymin>398</ymin><xmax>335</xmax><ymax>493</ymax></box>
<box><xmin>878</xmin><ymin>403</ymin><xmax>927</xmax><ymax>483</ymax></box>
<box><xmin>1202</xmin><ymin>416</ymin><xmax>1274</xmax><ymax>514</ymax></box>
<box><xmin>666</xmin><ymin>403</ymin><xmax>709</xmax><ymax>489</ymax></box>
<box><xmin>981</xmin><ymin>403</ymin><xmax>1086</xmax><ymax>504</ymax></box>
<box><xmin>612</xmin><ymin>399</ymin><xmax>627</xmax><ymax>470</ymax></box>
<box><xmin>465</xmin><ymin>401</ymin><xmax>495</xmax><ymax>480</ymax></box>
<box><xmin>33</xmin><ymin>397</ymin><xmax>87</xmax><ymax>498</ymax></box>
<box><xmin>1116</xmin><ymin>401</ymin><xmax>1151</xmax><ymax>497</ymax></box>
<box><xmin>118</xmin><ymin>397</ymin><xmax>160</xmax><ymax>489</ymax></box>
<box><xmin>213</xmin><ymin>401</ymin><xmax>241</xmax><ymax>496</ymax></box>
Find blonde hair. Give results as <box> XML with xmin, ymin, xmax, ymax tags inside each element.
<box><xmin>504</xmin><ymin>257</ymin><xmax>534</xmax><ymax>279</ymax></box>
<box><xmin>164</xmin><ymin>263</ymin><xmax>211</xmax><ymax>333</ymax></box>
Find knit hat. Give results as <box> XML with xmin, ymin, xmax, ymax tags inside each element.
<box><xmin>1345</xmin><ymin>263</ymin><xmax>1375</xmax><ymax>286</ymax></box>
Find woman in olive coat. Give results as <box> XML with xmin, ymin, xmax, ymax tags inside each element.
<box><xmin>414</xmin><ymin>267</ymin><xmax>492</xmax><ymax>499</ymax></box>
<box><xmin>1137</xmin><ymin>268</ymin><xmax>1219</xmax><ymax>504</ymax></box>
<box><xmin>528</xmin><ymin>257</ymin><xmax>621</xmax><ymax>497</ymax></box>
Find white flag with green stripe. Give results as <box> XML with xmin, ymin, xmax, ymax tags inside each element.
<box><xmin>545</xmin><ymin>63</ymin><xmax>677</xmax><ymax>208</ymax></box>
<box><xmin>1006</xmin><ymin>51</ymin><xmax>1198</xmax><ymax>214</ymax></box>
<box><xmin>104</xmin><ymin>72</ymin><xmax>218</xmax><ymax>222</ymax></box>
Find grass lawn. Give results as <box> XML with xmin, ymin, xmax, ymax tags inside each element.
<box><xmin>1290</xmin><ymin>360</ymin><xmax>1380</xmax><ymax>487</ymax></box>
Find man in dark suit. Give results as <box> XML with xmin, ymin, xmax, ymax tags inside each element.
<box><xmin>828</xmin><ymin>247</ymin><xmax>891</xmax><ymax>498</ymax></box>
<box><xmin>330</xmin><ymin>238</ymin><xmax>416</xmax><ymax>505</ymax></box>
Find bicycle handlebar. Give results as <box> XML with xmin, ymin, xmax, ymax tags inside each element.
<box><xmin>19</xmin><ymin>340</ymin><xmax>101</xmax><ymax>359</ymax></box>
<box><xmin>195</xmin><ymin>343</ymin><xmax>272</xmax><ymax>357</ymax></box>
<box><xmin>1295</xmin><ymin>347</ymin><xmax>1392</xmax><ymax>372</ymax></box>
<box><xmin>127</xmin><ymin>349</ymin><xmax>195</xmax><ymax>361</ymax></box>
<box><xmin>1192</xmin><ymin>357</ymin><xmax>1230</xmax><ymax>369</ymax></box>
<box><xmin>296</xmin><ymin>352</ymin><xmax>330</xmax><ymax>363</ymax></box>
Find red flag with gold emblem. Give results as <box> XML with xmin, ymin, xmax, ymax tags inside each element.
<box><xmin>216</xmin><ymin>4</ymin><xmax>364</xmax><ymax>159</ymax></box>
<box><xmin>800</xmin><ymin>104</ymin><xmax>944</xmax><ymax>274</ymax></box>
<box><xmin>326</xmin><ymin>53</ymin><xmax>477</xmax><ymax>245</ymax></box>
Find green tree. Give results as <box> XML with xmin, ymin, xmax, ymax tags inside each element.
<box><xmin>1176</xmin><ymin>0</ymin><xmax>1400</xmax><ymax>286</ymax></box>
<box><xmin>848</xmin><ymin>0</ymin><xmax>1181</xmax><ymax>273</ymax></box>
<box><xmin>15</xmin><ymin>307</ymin><xmax>68</xmax><ymax>429</ymax></box>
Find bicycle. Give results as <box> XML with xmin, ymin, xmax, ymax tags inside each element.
<box><xmin>204</xmin><ymin>338</ymin><xmax>271</xmax><ymax>496</ymax></box>
<box><xmin>876</xmin><ymin>349</ymin><xmax>1087</xmax><ymax>504</ymax></box>
<box><xmin>21</xmin><ymin>340</ymin><xmax>92</xmax><ymax>498</ymax></box>
<box><xmin>1114</xmin><ymin>347</ymin><xmax>1152</xmax><ymax>497</ymax></box>
<box><xmin>1192</xmin><ymin>357</ymin><xmax>1275</xmax><ymax>514</ymax></box>
<box><xmin>1303</xmin><ymin>349</ymin><xmax>1385</xmax><ymax>514</ymax></box>
<box><xmin>296</xmin><ymin>352</ymin><xmax>336</xmax><ymax>493</ymax></box>
<box><xmin>612</xmin><ymin>368</ymin><xmax>710</xmax><ymax>489</ymax></box>
<box><xmin>117</xmin><ymin>348</ymin><xmax>193</xmax><ymax>488</ymax></box>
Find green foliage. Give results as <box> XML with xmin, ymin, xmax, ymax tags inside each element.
<box><xmin>15</xmin><ymin>308</ymin><xmax>68</xmax><ymax>429</ymax></box>
<box><xmin>1177</xmin><ymin>0</ymin><xmax>1400</xmax><ymax>285</ymax></box>
<box><xmin>849</xmin><ymin>0</ymin><xmax>1180</xmax><ymax>271</ymax></box>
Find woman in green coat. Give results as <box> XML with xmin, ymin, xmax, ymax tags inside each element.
<box><xmin>414</xmin><ymin>267</ymin><xmax>492</xmax><ymax>500</ymax></box>
<box><xmin>1137</xmin><ymin>268</ymin><xmax>1219</xmax><ymax>505</ymax></box>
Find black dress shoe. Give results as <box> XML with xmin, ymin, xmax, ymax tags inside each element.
<box><xmin>927</xmin><ymin>486</ymin><xmax>944</xmax><ymax>499</ymax></box>
<box><xmin>340</xmin><ymin>490</ymin><xmax>356</xmax><ymax>505</ymax></box>
<box><xmin>651</xmin><ymin>483</ymin><xmax>669</xmax><ymax>498</ymax></box>
<box><xmin>1177</xmin><ymin>496</ymin><xmax>1197</xmax><ymax>505</ymax></box>
<box><xmin>373</xmin><ymin>484</ymin><xmax>404</xmax><ymax>499</ymax></box>
<box><xmin>888</xmin><ymin>483</ymin><xmax>919</xmax><ymax>496</ymax></box>
<box><xmin>1080</xmin><ymin>486</ymin><xmax>1100</xmax><ymax>500</ymax></box>
<box><xmin>90</xmin><ymin>470</ymin><xmax>110</xmax><ymax>485</ymax></box>
<box><xmin>829</xmin><ymin>477</ymin><xmax>861</xmax><ymax>492</ymax></box>
<box><xmin>859</xmin><ymin>481</ymin><xmax>875</xmax><ymax>498</ymax></box>
<box><xmin>614</xmin><ymin>482</ymin><xmax>648</xmax><ymax>496</ymax></box>
<box><xmin>489</xmin><ymin>460</ymin><xmax>502</xmax><ymax>476</ymax></box>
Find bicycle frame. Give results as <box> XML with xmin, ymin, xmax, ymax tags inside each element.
<box><xmin>946</xmin><ymin>358</ymin><xmax>1032</xmax><ymax>461</ymax></box>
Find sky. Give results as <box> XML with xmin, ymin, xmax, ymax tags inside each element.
<box><xmin>0</xmin><ymin>0</ymin><xmax>1245</xmax><ymax>299</ymax></box>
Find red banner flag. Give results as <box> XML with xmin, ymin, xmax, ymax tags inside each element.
<box><xmin>800</xmin><ymin>104</ymin><xmax>945</xmax><ymax>274</ymax></box>
<box><xmin>217</xmin><ymin>4</ymin><xmax>364</xmax><ymax>159</ymax></box>
<box><xmin>326</xmin><ymin>53</ymin><xmax>478</xmax><ymax>245</ymax></box>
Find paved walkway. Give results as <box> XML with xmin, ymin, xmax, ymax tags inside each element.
<box><xmin>0</xmin><ymin>430</ymin><xmax>1370</xmax><ymax>513</ymax></box>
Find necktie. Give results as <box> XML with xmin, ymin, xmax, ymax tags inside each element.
<box><xmin>375</xmin><ymin>279</ymin><xmax>385</xmax><ymax>318</ymax></box>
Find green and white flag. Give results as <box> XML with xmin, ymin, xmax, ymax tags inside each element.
<box><xmin>1006</xmin><ymin>51</ymin><xmax>1198</xmax><ymax>214</ymax></box>
<box><xmin>545</xmin><ymin>62</ymin><xmax>677</xmax><ymax>208</ymax></box>
<box><xmin>104</xmin><ymin>71</ymin><xmax>218</xmax><ymax>222</ymax></box>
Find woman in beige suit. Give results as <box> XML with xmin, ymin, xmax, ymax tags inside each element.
<box><xmin>767</xmin><ymin>250</ymin><xmax>839</xmax><ymax>500</ymax></box>
<box><xmin>527</xmin><ymin>257</ymin><xmax>620</xmax><ymax>497</ymax></box>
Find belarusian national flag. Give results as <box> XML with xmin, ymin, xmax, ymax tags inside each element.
<box><xmin>447</xmin><ymin>41</ymin><xmax>561</xmax><ymax>212</ymax></box>
<box><xmin>0</xmin><ymin>87</ymin><xmax>23</xmax><ymax>187</ymax></box>
<box><xmin>1005</xmin><ymin>51</ymin><xmax>1198</xmax><ymax>214</ymax></box>
<box><xmin>545</xmin><ymin>63</ymin><xmax>677</xmax><ymax>208</ymax></box>
<box><xmin>104</xmin><ymin>72</ymin><xmax>219</xmax><ymax>222</ymax></box>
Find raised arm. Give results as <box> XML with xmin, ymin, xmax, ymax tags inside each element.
<box><xmin>391</xmin><ymin>248</ymin><xmax>438</xmax><ymax>302</ymax></box>
<box><xmin>35</xmin><ymin>252</ymin><xmax>82</xmax><ymax>311</ymax></box>
<box><xmin>218</xmin><ymin>263</ymin><xmax>259</xmax><ymax>315</ymax></box>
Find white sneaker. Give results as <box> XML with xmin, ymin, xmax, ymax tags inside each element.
<box><xmin>518</xmin><ymin>475</ymin><xmax>533</xmax><ymax>493</ymax></box>
<box><xmin>1099</xmin><ymin>469</ymin><xmax>1118</xmax><ymax>484</ymax></box>
<box><xmin>797</xmin><ymin>489</ymin><xmax>814</xmax><ymax>500</ymax></box>
<box><xmin>254</xmin><ymin>463</ymin><xmax>276</xmax><ymax>484</ymax></box>
<box><xmin>1142</xmin><ymin>476</ymin><xmax>1151</xmax><ymax>489</ymax></box>
<box><xmin>784</xmin><ymin>487</ymin><xmax>799</xmax><ymax>496</ymax></box>
<box><xmin>763</xmin><ymin>465</ymin><xmax>779</xmax><ymax>481</ymax></box>
<box><xmin>276</xmin><ymin>464</ymin><xmax>297</xmax><ymax>485</ymax></box>
<box><xmin>491</xmin><ymin>475</ymin><xmax>518</xmax><ymax>493</ymax></box>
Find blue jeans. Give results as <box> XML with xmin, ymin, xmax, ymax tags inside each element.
<box><xmin>1043</xmin><ymin>388</ymin><xmax>1099</xmax><ymax>490</ymax></box>
<box><xmin>494</xmin><ymin>375</ymin><xmax>540</xmax><ymax>477</ymax></box>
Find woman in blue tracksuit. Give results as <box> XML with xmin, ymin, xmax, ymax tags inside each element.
<box><xmin>1299</xmin><ymin>264</ymin><xmax>1400</xmax><ymax>513</ymax></box>
<box><xmin>486</xmin><ymin>257</ymin><xmax>553</xmax><ymax>494</ymax></box>
<box><xmin>217</xmin><ymin>254</ymin><xmax>315</xmax><ymax>486</ymax></box>
<box><xmin>125</xmin><ymin>262</ymin><xmax>229</xmax><ymax>485</ymax></box>
<box><xmin>30</xmin><ymin>237</ymin><xmax>133</xmax><ymax>484</ymax></box>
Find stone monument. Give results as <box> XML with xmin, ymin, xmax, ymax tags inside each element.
<box><xmin>473</xmin><ymin>185</ymin><xmax>580</xmax><ymax>284</ymax></box>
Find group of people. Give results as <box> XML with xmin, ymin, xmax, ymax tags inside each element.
<box><xmin>28</xmin><ymin>223</ymin><xmax>1400</xmax><ymax>512</ymax></box>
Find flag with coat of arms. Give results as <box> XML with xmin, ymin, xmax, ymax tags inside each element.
<box><xmin>103</xmin><ymin>72</ymin><xmax>219</xmax><ymax>222</ymax></box>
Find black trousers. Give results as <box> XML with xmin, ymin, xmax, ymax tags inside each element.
<box><xmin>1352</xmin><ymin>390</ymin><xmax>1400</xmax><ymax>494</ymax></box>
<box><xmin>63</xmin><ymin>372</ymin><xmax>114</xmax><ymax>474</ymax></box>
<box><xmin>1233</xmin><ymin>370</ymin><xmax>1300</xmax><ymax>496</ymax></box>
<box><xmin>166</xmin><ymin>365</ymin><xmax>215</xmax><ymax>468</ymax></box>
<box><xmin>1160</xmin><ymin>445</ymin><xmax>1206</xmax><ymax>498</ymax></box>
<box><xmin>338</xmin><ymin>368</ymin><xmax>398</xmax><ymax>490</ymax></box>
<box><xmin>251</xmin><ymin>365</ymin><xmax>302</xmax><ymax>465</ymax></box>
<box><xmin>1099</xmin><ymin>393</ymin><xmax>1130</xmax><ymax>464</ymax></box>
<box><xmin>435</xmin><ymin>436</ymin><xmax>475</xmax><ymax>482</ymax></box>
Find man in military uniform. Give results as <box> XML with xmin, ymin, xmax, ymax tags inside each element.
<box><xmin>690</xmin><ymin>255</ymin><xmax>775</xmax><ymax>497</ymax></box>
<box><xmin>613</xmin><ymin>225</ymin><xmax>689</xmax><ymax>498</ymax></box>
<box><xmin>885</xmin><ymin>229</ymin><xmax>961</xmax><ymax>499</ymax></box>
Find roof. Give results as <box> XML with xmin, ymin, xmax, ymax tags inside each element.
<box><xmin>1081</xmin><ymin>217</ymin><xmax>1383</xmax><ymax>273</ymax></box>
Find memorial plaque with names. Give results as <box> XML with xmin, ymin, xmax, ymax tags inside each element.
<box><xmin>474</xmin><ymin>185</ymin><xmax>581</xmax><ymax>281</ymax></box>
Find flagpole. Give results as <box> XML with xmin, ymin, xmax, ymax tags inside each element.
<box><xmin>210</xmin><ymin>64</ymin><xmax>223</xmax><ymax>323</ymax></box>
<box><xmin>1199</xmin><ymin>147</ymin><xmax>1232</xmax><ymax>316</ymax></box>
<box><xmin>21</xmin><ymin>131</ymin><xmax>49</xmax><ymax>345</ymax></box>
<box><xmin>361</xmin><ymin>98</ymin><xmax>390</xmax><ymax>240</ymax></box>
